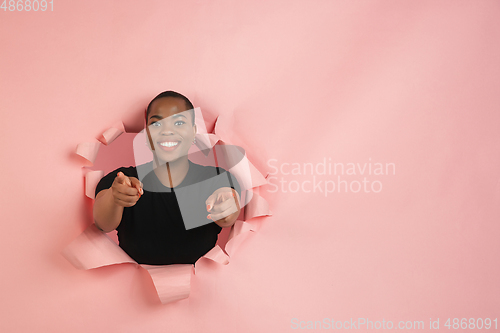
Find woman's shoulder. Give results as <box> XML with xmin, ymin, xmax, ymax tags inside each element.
<box><xmin>105</xmin><ymin>165</ymin><xmax>139</xmax><ymax>178</ymax></box>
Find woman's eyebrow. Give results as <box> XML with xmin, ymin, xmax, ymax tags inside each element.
<box><xmin>172</xmin><ymin>114</ymin><xmax>187</xmax><ymax>119</ymax></box>
<box><xmin>149</xmin><ymin>114</ymin><xmax>188</xmax><ymax>123</ymax></box>
<box><xmin>149</xmin><ymin>115</ymin><xmax>163</xmax><ymax>121</ymax></box>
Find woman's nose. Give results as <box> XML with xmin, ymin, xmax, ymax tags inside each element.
<box><xmin>160</xmin><ymin>122</ymin><xmax>175</xmax><ymax>134</ymax></box>
<box><xmin>161</xmin><ymin>128</ymin><xmax>174</xmax><ymax>135</ymax></box>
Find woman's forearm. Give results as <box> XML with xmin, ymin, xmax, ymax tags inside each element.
<box><xmin>93</xmin><ymin>189</ymin><xmax>124</xmax><ymax>232</ymax></box>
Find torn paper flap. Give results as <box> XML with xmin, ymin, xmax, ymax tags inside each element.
<box><xmin>244</xmin><ymin>191</ymin><xmax>272</xmax><ymax>220</ymax></box>
<box><xmin>61</xmin><ymin>224</ymin><xmax>136</xmax><ymax>270</ymax></box>
<box><xmin>140</xmin><ymin>264</ymin><xmax>193</xmax><ymax>304</ymax></box>
<box><xmin>76</xmin><ymin>142</ymin><xmax>101</xmax><ymax>166</ymax></box>
<box><xmin>85</xmin><ymin>170</ymin><xmax>104</xmax><ymax>199</ymax></box>
<box><xmin>63</xmin><ymin>224</ymin><xmax>232</xmax><ymax>304</ymax></box>
<box><xmin>98</xmin><ymin>121</ymin><xmax>125</xmax><ymax>145</ymax></box>
<box><xmin>197</xmin><ymin>245</ymin><xmax>229</xmax><ymax>265</ymax></box>
<box><xmin>225</xmin><ymin>220</ymin><xmax>255</xmax><ymax>257</ymax></box>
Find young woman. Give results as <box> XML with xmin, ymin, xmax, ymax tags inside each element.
<box><xmin>93</xmin><ymin>91</ymin><xmax>241</xmax><ymax>265</ymax></box>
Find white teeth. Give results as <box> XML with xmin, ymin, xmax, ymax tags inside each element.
<box><xmin>160</xmin><ymin>142</ymin><xmax>179</xmax><ymax>147</ymax></box>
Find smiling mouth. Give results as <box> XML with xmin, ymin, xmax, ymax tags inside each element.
<box><xmin>159</xmin><ymin>141</ymin><xmax>179</xmax><ymax>147</ymax></box>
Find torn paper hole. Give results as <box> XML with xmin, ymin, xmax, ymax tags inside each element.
<box><xmin>64</xmin><ymin>108</ymin><xmax>272</xmax><ymax>304</ymax></box>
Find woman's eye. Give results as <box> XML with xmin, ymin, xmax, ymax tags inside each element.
<box><xmin>175</xmin><ymin>121</ymin><xmax>186</xmax><ymax>126</ymax></box>
<box><xmin>151</xmin><ymin>121</ymin><xmax>161</xmax><ymax>127</ymax></box>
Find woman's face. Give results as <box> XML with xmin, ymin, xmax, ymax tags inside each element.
<box><xmin>146</xmin><ymin>97</ymin><xmax>196</xmax><ymax>164</ymax></box>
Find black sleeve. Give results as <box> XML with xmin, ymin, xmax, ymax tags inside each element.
<box><xmin>94</xmin><ymin>166</ymin><xmax>136</xmax><ymax>198</ymax></box>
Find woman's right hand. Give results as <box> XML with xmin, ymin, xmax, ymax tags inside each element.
<box><xmin>111</xmin><ymin>172</ymin><xmax>144</xmax><ymax>207</ymax></box>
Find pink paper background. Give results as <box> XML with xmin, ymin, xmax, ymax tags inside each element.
<box><xmin>1</xmin><ymin>1</ymin><xmax>499</xmax><ymax>332</ymax></box>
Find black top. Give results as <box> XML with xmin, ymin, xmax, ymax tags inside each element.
<box><xmin>95</xmin><ymin>160</ymin><xmax>241</xmax><ymax>265</ymax></box>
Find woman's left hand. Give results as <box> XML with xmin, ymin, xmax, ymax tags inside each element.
<box><xmin>206</xmin><ymin>187</ymin><xmax>241</xmax><ymax>227</ymax></box>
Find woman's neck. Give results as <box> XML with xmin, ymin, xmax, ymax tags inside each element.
<box><xmin>153</xmin><ymin>157</ymin><xmax>190</xmax><ymax>188</ymax></box>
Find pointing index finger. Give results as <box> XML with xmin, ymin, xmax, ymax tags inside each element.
<box><xmin>116</xmin><ymin>172</ymin><xmax>132</xmax><ymax>187</ymax></box>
